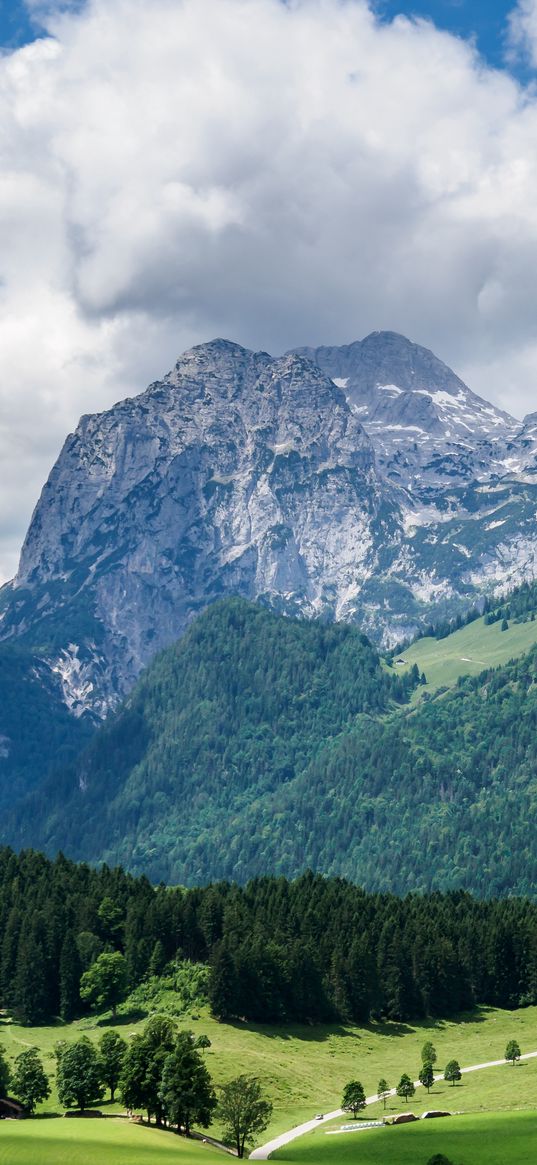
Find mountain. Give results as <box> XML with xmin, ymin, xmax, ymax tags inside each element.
<box><xmin>6</xmin><ymin>593</ymin><xmax>537</xmax><ymax>896</ymax></box>
<box><xmin>2</xmin><ymin>330</ymin><xmax>537</xmax><ymax>716</ymax></box>
<box><xmin>2</xmin><ymin>598</ymin><xmax>416</xmax><ymax>882</ymax></box>
<box><xmin>292</xmin><ymin>330</ymin><xmax>518</xmax><ymax>491</ymax></box>
<box><xmin>0</xmin><ymin>340</ymin><xmax>393</xmax><ymax>712</ymax></box>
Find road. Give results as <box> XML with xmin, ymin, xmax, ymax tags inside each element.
<box><xmin>249</xmin><ymin>1048</ymin><xmax>537</xmax><ymax>1159</ymax></box>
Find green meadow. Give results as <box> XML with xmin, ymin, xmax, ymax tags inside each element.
<box><xmin>2</xmin><ymin>1003</ymin><xmax>537</xmax><ymax>1143</ymax></box>
<box><xmin>395</xmin><ymin>612</ymin><xmax>537</xmax><ymax>694</ymax></box>
<box><xmin>274</xmin><ymin>1111</ymin><xmax>537</xmax><ymax>1165</ymax></box>
<box><xmin>0</xmin><ymin>1116</ymin><xmax>223</xmax><ymax>1164</ymax></box>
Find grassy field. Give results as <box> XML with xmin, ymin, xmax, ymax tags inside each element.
<box><xmin>0</xmin><ymin>1116</ymin><xmax>223</xmax><ymax>1164</ymax></box>
<box><xmin>3</xmin><ymin>1004</ymin><xmax>537</xmax><ymax>1139</ymax></box>
<box><xmin>394</xmin><ymin>613</ymin><xmax>537</xmax><ymax>694</ymax></box>
<box><xmin>273</xmin><ymin>1110</ymin><xmax>537</xmax><ymax>1164</ymax></box>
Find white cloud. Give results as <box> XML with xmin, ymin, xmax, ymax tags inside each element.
<box><xmin>2</xmin><ymin>0</ymin><xmax>537</xmax><ymax>579</ymax></box>
<box><xmin>508</xmin><ymin>0</ymin><xmax>537</xmax><ymax>68</ymax></box>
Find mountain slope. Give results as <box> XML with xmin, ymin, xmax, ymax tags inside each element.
<box><xmin>1</xmin><ymin>598</ymin><xmax>416</xmax><ymax>881</ymax></box>
<box><xmin>6</xmin><ymin>595</ymin><xmax>537</xmax><ymax>895</ymax></box>
<box><xmin>0</xmin><ymin>644</ymin><xmax>93</xmax><ymax>807</ymax></box>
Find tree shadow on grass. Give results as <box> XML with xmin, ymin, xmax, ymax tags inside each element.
<box><xmin>96</xmin><ymin>1007</ymin><xmax>147</xmax><ymax>1027</ymax></box>
<box><xmin>364</xmin><ymin>1020</ymin><xmax>415</xmax><ymax>1039</ymax></box>
<box><xmin>223</xmin><ymin>1019</ymin><xmax>366</xmax><ymax>1043</ymax></box>
<box><xmin>210</xmin><ymin>1005</ymin><xmax>493</xmax><ymax>1045</ymax></box>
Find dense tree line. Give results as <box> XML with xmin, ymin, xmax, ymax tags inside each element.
<box><xmin>3</xmin><ymin>851</ymin><xmax>537</xmax><ymax>1026</ymax></box>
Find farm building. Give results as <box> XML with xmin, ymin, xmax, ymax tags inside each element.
<box><xmin>0</xmin><ymin>1097</ymin><xmax>27</xmax><ymax>1119</ymax></box>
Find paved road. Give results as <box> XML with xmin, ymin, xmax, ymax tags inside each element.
<box><xmin>249</xmin><ymin>1048</ymin><xmax>537</xmax><ymax>1159</ymax></box>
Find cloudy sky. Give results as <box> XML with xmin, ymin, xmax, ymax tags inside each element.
<box><xmin>2</xmin><ymin>0</ymin><xmax>537</xmax><ymax>581</ymax></box>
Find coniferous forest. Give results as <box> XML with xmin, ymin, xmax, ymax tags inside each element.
<box><xmin>2</xmin><ymin>848</ymin><xmax>537</xmax><ymax>1028</ymax></box>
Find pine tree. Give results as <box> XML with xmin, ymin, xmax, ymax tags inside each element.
<box><xmin>208</xmin><ymin>942</ymin><xmax>237</xmax><ymax>1019</ymax></box>
<box><xmin>59</xmin><ymin>931</ymin><xmax>81</xmax><ymax>1021</ymax></box>
<box><xmin>14</xmin><ymin>932</ymin><xmax>49</xmax><ymax>1024</ymax></box>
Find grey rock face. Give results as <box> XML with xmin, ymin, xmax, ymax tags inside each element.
<box><xmin>2</xmin><ymin>340</ymin><xmax>394</xmax><ymax>709</ymax></box>
<box><xmin>3</xmin><ymin>330</ymin><xmax>537</xmax><ymax>716</ymax></box>
<box><xmin>293</xmin><ymin>331</ymin><xmax>519</xmax><ymax>492</ymax></box>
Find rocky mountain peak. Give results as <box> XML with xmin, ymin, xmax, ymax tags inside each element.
<box><xmin>4</xmin><ymin>329</ymin><xmax>537</xmax><ymax>719</ymax></box>
<box><xmin>292</xmin><ymin>330</ymin><xmax>519</xmax><ymax>493</ymax></box>
<box><xmin>3</xmin><ymin>340</ymin><xmax>382</xmax><ymax>711</ymax></box>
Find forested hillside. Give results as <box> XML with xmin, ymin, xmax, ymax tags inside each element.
<box><xmin>6</xmin><ymin>596</ymin><xmax>537</xmax><ymax>893</ymax></box>
<box><xmin>2</xmin><ymin>850</ymin><xmax>537</xmax><ymax>1026</ymax></box>
<box><xmin>2</xmin><ymin>599</ymin><xmax>415</xmax><ymax>881</ymax></box>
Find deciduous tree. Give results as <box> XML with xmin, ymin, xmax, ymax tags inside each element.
<box><xmin>80</xmin><ymin>951</ymin><xmax>128</xmax><ymax>1017</ymax></box>
<box><xmin>56</xmin><ymin>1037</ymin><xmax>104</xmax><ymax>1112</ymax></box>
<box><xmin>396</xmin><ymin>1073</ymin><xmax>415</xmax><ymax>1103</ymax></box>
<box><xmin>444</xmin><ymin>1059</ymin><xmax>462</xmax><ymax>1086</ymax></box>
<box><xmin>377</xmin><ymin>1078</ymin><xmax>390</xmax><ymax>1109</ymax></box>
<box><xmin>505</xmin><ymin>1039</ymin><xmax>521</xmax><ymax>1066</ymax></box>
<box><xmin>341</xmin><ymin>1080</ymin><xmax>366</xmax><ymax>1118</ymax></box>
<box><xmin>159</xmin><ymin>1032</ymin><xmax>217</xmax><ymax>1135</ymax></box>
<box><xmin>218</xmin><ymin>1075</ymin><xmax>272</xmax><ymax>1158</ymax></box>
<box><xmin>0</xmin><ymin>1046</ymin><xmax>11</xmax><ymax>1097</ymax></box>
<box><xmin>11</xmin><ymin>1048</ymin><xmax>50</xmax><ymax>1113</ymax></box>
<box><xmin>99</xmin><ymin>1030</ymin><xmax>127</xmax><ymax>1102</ymax></box>
<box><xmin>419</xmin><ymin>1061</ymin><xmax>434</xmax><ymax>1093</ymax></box>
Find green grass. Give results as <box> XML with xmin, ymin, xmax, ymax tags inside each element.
<box><xmin>0</xmin><ymin>1116</ymin><xmax>223</xmax><ymax>1164</ymax></box>
<box><xmin>3</xmin><ymin>1004</ymin><xmax>537</xmax><ymax>1140</ymax></box>
<box><xmin>273</xmin><ymin>1110</ymin><xmax>537</xmax><ymax>1164</ymax></box>
<box><xmin>395</xmin><ymin>614</ymin><xmax>537</xmax><ymax>695</ymax></box>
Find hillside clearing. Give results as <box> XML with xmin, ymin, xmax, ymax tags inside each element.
<box><xmin>395</xmin><ymin>613</ymin><xmax>537</xmax><ymax>694</ymax></box>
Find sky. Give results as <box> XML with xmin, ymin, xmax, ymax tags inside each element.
<box><xmin>2</xmin><ymin>0</ymin><xmax>537</xmax><ymax>582</ymax></box>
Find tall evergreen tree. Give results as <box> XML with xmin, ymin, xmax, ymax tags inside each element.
<box><xmin>59</xmin><ymin>931</ymin><xmax>81</xmax><ymax>1021</ymax></box>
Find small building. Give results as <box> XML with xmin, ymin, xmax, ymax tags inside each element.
<box><xmin>388</xmin><ymin>1112</ymin><xmax>418</xmax><ymax>1125</ymax></box>
<box><xmin>0</xmin><ymin>1097</ymin><xmax>27</xmax><ymax>1120</ymax></box>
